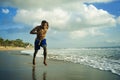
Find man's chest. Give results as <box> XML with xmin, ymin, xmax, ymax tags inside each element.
<box><xmin>37</xmin><ymin>28</ymin><xmax>47</xmax><ymax>34</ymax></box>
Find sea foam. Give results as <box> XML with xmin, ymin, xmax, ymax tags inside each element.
<box><xmin>21</xmin><ymin>48</ymin><xmax>120</xmax><ymax>76</ymax></box>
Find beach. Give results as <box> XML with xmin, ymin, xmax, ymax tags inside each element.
<box><xmin>0</xmin><ymin>50</ymin><xmax>120</xmax><ymax>80</ymax></box>
<box><xmin>0</xmin><ymin>46</ymin><xmax>33</xmax><ymax>51</ymax></box>
<box><xmin>0</xmin><ymin>46</ymin><xmax>25</xmax><ymax>51</ymax></box>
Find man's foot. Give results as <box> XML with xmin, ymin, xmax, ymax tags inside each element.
<box><xmin>33</xmin><ymin>62</ymin><xmax>35</xmax><ymax>65</ymax></box>
<box><xmin>33</xmin><ymin>60</ymin><xmax>35</xmax><ymax>65</ymax></box>
<box><xmin>43</xmin><ymin>61</ymin><xmax>47</xmax><ymax>66</ymax></box>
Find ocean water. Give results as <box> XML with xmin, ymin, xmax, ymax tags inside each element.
<box><xmin>21</xmin><ymin>47</ymin><xmax>120</xmax><ymax>76</ymax></box>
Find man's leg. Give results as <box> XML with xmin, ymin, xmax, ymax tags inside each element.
<box><xmin>43</xmin><ymin>46</ymin><xmax>47</xmax><ymax>66</ymax></box>
<box><xmin>33</xmin><ymin>50</ymin><xmax>38</xmax><ymax>65</ymax></box>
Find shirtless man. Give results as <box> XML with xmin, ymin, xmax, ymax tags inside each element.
<box><xmin>30</xmin><ymin>20</ymin><xmax>49</xmax><ymax>66</ymax></box>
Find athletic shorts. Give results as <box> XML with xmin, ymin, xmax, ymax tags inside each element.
<box><xmin>34</xmin><ymin>39</ymin><xmax>47</xmax><ymax>50</ymax></box>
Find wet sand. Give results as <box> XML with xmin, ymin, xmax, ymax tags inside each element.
<box><xmin>0</xmin><ymin>50</ymin><xmax>120</xmax><ymax>80</ymax></box>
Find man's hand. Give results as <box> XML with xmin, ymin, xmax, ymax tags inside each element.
<box><xmin>30</xmin><ymin>27</ymin><xmax>38</xmax><ymax>34</ymax></box>
<box><xmin>30</xmin><ymin>30</ymin><xmax>37</xmax><ymax>34</ymax></box>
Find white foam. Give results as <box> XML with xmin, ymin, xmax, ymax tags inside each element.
<box><xmin>21</xmin><ymin>48</ymin><xmax>120</xmax><ymax>76</ymax></box>
<box><xmin>21</xmin><ymin>50</ymin><xmax>43</xmax><ymax>57</ymax></box>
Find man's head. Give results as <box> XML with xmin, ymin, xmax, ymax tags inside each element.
<box><xmin>41</xmin><ymin>20</ymin><xmax>49</xmax><ymax>28</ymax></box>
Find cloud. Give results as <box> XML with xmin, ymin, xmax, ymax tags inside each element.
<box><xmin>88</xmin><ymin>28</ymin><xmax>105</xmax><ymax>36</ymax></box>
<box><xmin>116</xmin><ymin>16</ymin><xmax>120</xmax><ymax>25</ymax></box>
<box><xmin>82</xmin><ymin>0</ymin><xmax>113</xmax><ymax>3</ymax></box>
<box><xmin>70</xmin><ymin>30</ymin><xmax>88</xmax><ymax>39</ymax></box>
<box><xmin>1</xmin><ymin>0</ymin><xmax>117</xmax><ymax>42</ymax></box>
<box><xmin>69</xmin><ymin>28</ymin><xmax>105</xmax><ymax>39</ymax></box>
<box><xmin>13</xmin><ymin>2</ymin><xmax>117</xmax><ymax>40</ymax></box>
<box><xmin>105</xmin><ymin>40</ymin><xmax>120</xmax><ymax>45</ymax></box>
<box><xmin>14</xmin><ymin>4</ymin><xmax>116</xmax><ymax>31</ymax></box>
<box><xmin>14</xmin><ymin>8</ymin><xmax>70</xmax><ymax>30</ymax></box>
<box><xmin>1</xmin><ymin>0</ymin><xmax>116</xmax><ymax>32</ymax></box>
<box><xmin>2</xmin><ymin>8</ymin><xmax>9</xmax><ymax>14</ymax></box>
<box><xmin>0</xmin><ymin>0</ymin><xmax>113</xmax><ymax>9</ymax></box>
<box><xmin>80</xmin><ymin>5</ymin><xmax>116</xmax><ymax>27</ymax></box>
<box><xmin>1</xmin><ymin>0</ymin><xmax>116</xmax><ymax>31</ymax></box>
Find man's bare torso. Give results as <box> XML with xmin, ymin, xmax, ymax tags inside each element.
<box><xmin>36</xmin><ymin>26</ymin><xmax>48</xmax><ymax>40</ymax></box>
<box><xmin>30</xmin><ymin>22</ymin><xmax>48</xmax><ymax>40</ymax></box>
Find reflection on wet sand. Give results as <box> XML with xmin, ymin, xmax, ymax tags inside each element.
<box><xmin>32</xmin><ymin>66</ymin><xmax>47</xmax><ymax>80</ymax></box>
<box><xmin>43</xmin><ymin>72</ymin><xmax>47</xmax><ymax>80</ymax></box>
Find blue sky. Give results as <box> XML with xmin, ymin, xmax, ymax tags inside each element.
<box><xmin>0</xmin><ymin>0</ymin><xmax>120</xmax><ymax>48</ymax></box>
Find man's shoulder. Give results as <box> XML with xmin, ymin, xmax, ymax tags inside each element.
<box><xmin>35</xmin><ymin>25</ymin><xmax>41</xmax><ymax>29</ymax></box>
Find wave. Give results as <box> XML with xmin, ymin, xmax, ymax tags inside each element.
<box><xmin>47</xmin><ymin>53</ymin><xmax>120</xmax><ymax>76</ymax></box>
<box><xmin>21</xmin><ymin>48</ymin><xmax>120</xmax><ymax>76</ymax></box>
<box><xmin>21</xmin><ymin>50</ymin><xmax>43</xmax><ymax>57</ymax></box>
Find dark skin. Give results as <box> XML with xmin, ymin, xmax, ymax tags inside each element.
<box><xmin>30</xmin><ymin>22</ymin><xmax>48</xmax><ymax>66</ymax></box>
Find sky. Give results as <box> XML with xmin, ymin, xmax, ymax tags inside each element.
<box><xmin>0</xmin><ymin>0</ymin><xmax>120</xmax><ymax>48</ymax></box>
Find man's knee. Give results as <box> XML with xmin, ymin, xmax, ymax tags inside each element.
<box><xmin>42</xmin><ymin>45</ymin><xmax>47</xmax><ymax>49</ymax></box>
<box><xmin>42</xmin><ymin>46</ymin><xmax>47</xmax><ymax>53</ymax></box>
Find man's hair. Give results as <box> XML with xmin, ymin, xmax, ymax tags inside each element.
<box><xmin>41</xmin><ymin>20</ymin><xmax>49</xmax><ymax>27</ymax></box>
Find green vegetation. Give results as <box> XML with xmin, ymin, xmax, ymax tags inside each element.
<box><xmin>0</xmin><ymin>37</ymin><xmax>33</xmax><ymax>48</ymax></box>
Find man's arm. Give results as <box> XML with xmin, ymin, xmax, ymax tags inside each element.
<box><xmin>30</xmin><ymin>26</ymin><xmax>38</xmax><ymax>34</ymax></box>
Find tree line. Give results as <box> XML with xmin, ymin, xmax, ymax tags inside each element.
<box><xmin>0</xmin><ymin>37</ymin><xmax>33</xmax><ymax>48</ymax></box>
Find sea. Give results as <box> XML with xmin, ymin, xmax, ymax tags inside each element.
<box><xmin>21</xmin><ymin>47</ymin><xmax>120</xmax><ymax>76</ymax></box>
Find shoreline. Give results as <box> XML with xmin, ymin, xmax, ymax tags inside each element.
<box><xmin>0</xmin><ymin>46</ymin><xmax>33</xmax><ymax>51</ymax></box>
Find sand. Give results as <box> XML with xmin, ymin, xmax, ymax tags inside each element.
<box><xmin>0</xmin><ymin>50</ymin><xmax>120</xmax><ymax>80</ymax></box>
<box><xmin>0</xmin><ymin>46</ymin><xmax>32</xmax><ymax>51</ymax></box>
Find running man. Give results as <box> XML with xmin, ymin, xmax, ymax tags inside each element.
<box><xmin>30</xmin><ymin>20</ymin><xmax>49</xmax><ymax>66</ymax></box>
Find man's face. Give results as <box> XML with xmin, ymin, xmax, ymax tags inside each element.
<box><xmin>44</xmin><ymin>23</ymin><xmax>47</xmax><ymax>26</ymax></box>
<box><xmin>43</xmin><ymin>23</ymin><xmax>48</xmax><ymax>28</ymax></box>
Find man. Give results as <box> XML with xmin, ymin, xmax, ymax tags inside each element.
<box><xmin>30</xmin><ymin>20</ymin><xmax>49</xmax><ymax>66</ymax></box>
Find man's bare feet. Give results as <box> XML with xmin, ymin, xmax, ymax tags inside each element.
<box><xmin>33</xmin><ymin>60</ymin><xmax>35</xmax><ymax>65</ymax></box>
<box><xmin>33</xmin><ymin>62</ymin><xmax>35</xmax><ymax>65</ymax></box>
<box><xmin>43</xmin><ymin>61</ymin><xmax>47</xmax><ymax>66</ymax></box>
